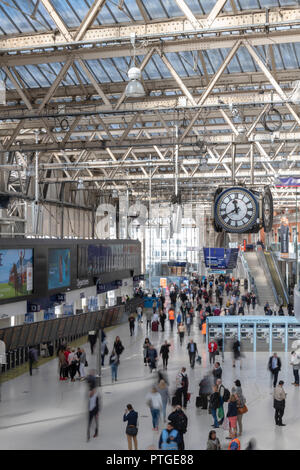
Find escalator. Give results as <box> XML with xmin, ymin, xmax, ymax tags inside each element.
<box><xmin>264</xmin><ymin>251</ymin><xmax>289</xmax><ymax>306</ymax></box>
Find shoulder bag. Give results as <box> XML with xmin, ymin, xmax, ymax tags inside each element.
<box><xmin>126</xmin><ymin>425</ymin><xmax>138</xmax><ymax>436</ymax></box>
<box><xmin>237</xmin><ymin>404</ymin><xmax>248</xmax><ymax>414</ymax></box>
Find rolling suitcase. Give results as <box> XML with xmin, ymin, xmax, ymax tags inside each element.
<box><xmin>152</xmin><ymin>321</ymin><xmax>158</xmax><ymax>332</ymax></box>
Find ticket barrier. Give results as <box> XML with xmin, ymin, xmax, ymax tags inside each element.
<box><xmin>225</xmin><ymin>325</ymin><xmax>238</xmax><ymax>340</ymax></box>
<box><xmin>208</xmin><ymin>325</ymin><xmax>222</xmax><ymax>340</ymax></box>
<box><xmin>240</xmin><ymin>325</ymin><xmax>254</xmax><ymax>342</ymax></box>
<box><xmin>288</xmin><ymin>325</ymin><xmax>300</xmax><ymax>340</ymax></box>
<box><xmin>271</xmin><ymin>324</ymin><xmax>285</xmax><ymax>351</ymax></box>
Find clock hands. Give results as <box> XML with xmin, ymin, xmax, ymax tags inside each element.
<box><xmin>226</xmin><ymin>200</ymin><xmax>240</xmax><ymax>216</ymax></box>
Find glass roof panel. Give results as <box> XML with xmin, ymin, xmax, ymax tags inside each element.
<box><xmin>161</xmin><ymin>0</ymin><xmax>182</xmax><ymax>17</ymax></box>
<box><xmin>185</xmin><ymin>0</ymin><xmax>204</xmax><ymax>14</ymax></box>
<box><xmin>237</xmin><ymin>0</ymin><xmax>260</xmax><ymax>8</ymax></box>
<box><xmin>50</xmin><ymin>0</ymin><xmax>81</xmax><ymax>28</ymax></box>
<box><xmin>279</xmin><ymin>44</ymin><xmax>299</xmax><ymax>69</ymax></box>
<box><xmin>14</xmin><ymin>65</ymin><xmax>41</xmax><ymax>87</ymax></box>
<box><xmin>140</xmin><ymin>0</ymin><xmax>167</xmax><ymax>19</ymax></box>
<box><xmin>98</xmin><ymin>2</ymin><xmax>132</xmax><ymax>23</ymax></box>
<box><xmin>78</xmin><ymin>59</ymin><xmax>111</xmax><ymax>83</ymax></box>
<box><xmin>165</xmin><ymin>52</ymin><xmax>188</xmax><ymax>77</ymax></box>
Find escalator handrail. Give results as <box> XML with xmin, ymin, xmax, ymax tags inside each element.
<box><xmin>240</xmin><ymin>252</ymin><xmax>260</xmax><ymax>304</ymax></box>
<box><xmin>269</xmin><ymin>250</ymin><xmax>289</xmax><ymax>305</ymax></box>
<box><xmin>256</xmin><ymin>249</ymin><xmax>279</xmax><ymax>305</ymax></box>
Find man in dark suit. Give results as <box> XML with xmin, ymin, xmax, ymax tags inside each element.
<box><xmin>187</xmin><ymin>339</ymin><xmax>198</xmax><ymax>368</ymax></box>
<box><xmin>268</xmin><ymin>352</ymin><xmax>282</xmax><ymax>388</ymax></box>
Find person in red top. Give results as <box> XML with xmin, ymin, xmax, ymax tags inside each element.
<box><xmin>64</xmin><ymin>346</ymin><xmax>71</xmax><ymax>378</ymax></box>
<box><xmin>208</xmin><ymin>340</ymin><xmax>218</xmax><ymax>365</ymax></box>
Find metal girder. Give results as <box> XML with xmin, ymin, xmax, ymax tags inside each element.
<box><xmin>3</xmin><ymin>66</ymin><xmax>33</xmax><ymax>110</ymax></box>
<box><xmin>41</xmin><ymin>168</ymin><xmax>300</xmax><ymax>184</ymax></box>
<box><xmin>40</xmin><ymin>0</ymin><xmax>73</xmax><ymax>42</ymax></box>
<box><xmin>5</xmin><ymin>130</ymin><xmax>300</xmax><ymax>153</ymax></box>
<box><xmin>159</xmin><ymin>53</ymin><xmax>197</xmax><ymax>107</ymax></box>
<box><xmin>37</xmin><ymin>58</ymin><xmax>73</xmax><ymax>112</ymax></box>
<box><xmin>2</xmin><ymin>7</ymin><xmax>300</xmax><ymax>52</ymax></box>
<box><xmin>76</xmin><ymin>58</ymin><xmax>111</xmax><ymax>107</ymax></box>
<box><xmin>180</xmin><ymin>40</ymin><xmax>242</xmax><ymax>141</ymax></box>
<box><xmin>207</xmin><ymin>0</ymin><xmax>228</xmax><ymax>26</ymax></box>
<box><xmin>74</xmin><ymin>0</ymin><xmax>107</xmax><ymax>42</ymax></box>
<box><xmin>174</xmin><ymin>0</ymin><xmax>203</xmax><ymax>30</ymax></box>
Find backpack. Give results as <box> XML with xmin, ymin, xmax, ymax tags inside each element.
<box><xmin>181</xmin><ymin>374</ymin><xmax>188</xmax><ymax>389</ymax></box>
<box><xmin>175</xmin><ymin>412</ymin><xmax>187</xmax><ymax>433</ymax></box>
<box><xmin>223</xmin><ymin>388</ymin><xmax>230</xmax><ymax>402</ymax></box>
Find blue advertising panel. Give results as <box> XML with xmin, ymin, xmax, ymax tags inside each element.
<box><xmin>0</xmin><ymin>249</ymin><xmax>33</xmax><ymax>300</ymax></box>
<box><xmin>203</xmin><ymin>248</ymin><xmax>239</xmax><ymax>270</ymax></box>
<box><xmin>48</xmin><ymin>249</ymin><xmax>71</xmax><ymax>290</ymax></box>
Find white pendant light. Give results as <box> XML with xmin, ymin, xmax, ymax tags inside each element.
<box><xmin>125</xmin><ymin>67</ymin><xmax>145</xmax><ymax>98</ymax></box>
<box><xmin>125</xmin><ymin>33</ymin><xmax>145</xmax><ymax>99</ymax></box>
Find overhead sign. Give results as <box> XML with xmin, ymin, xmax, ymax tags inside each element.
<box><xmin>203</xmin><ymin>248</ymin><xmax>239</xmax><ymax>269</ymax></box>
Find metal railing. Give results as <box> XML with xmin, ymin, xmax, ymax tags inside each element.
<box><xmin>240</xmin><ymin>252</ymin><xmax>259</xmax><ymax>304</ymax></box>
<box><xmin>256</xmin><ymin>250</ymin><xmax>279</xmax><ymax>305</ymax></box>
<box><xmin>0</xmin><ymin>297</ymin><xmax>142</xmax><ymax>373</ymax></box>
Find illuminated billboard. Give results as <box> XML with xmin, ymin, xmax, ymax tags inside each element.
<box><xmin>0</xmin><ymin>249</ymin><xmax>33</xmax><ymax>300</ymax></box>
<box><xmin>48</xmin><ymin>249</ymin><xmax>71</xmax><ymax>290</ymax></box>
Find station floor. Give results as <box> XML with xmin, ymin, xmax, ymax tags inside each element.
<box><xmin>0</xmin><ymin>305</ymin><xmax>299</xmax><ymax>450</ymax></box>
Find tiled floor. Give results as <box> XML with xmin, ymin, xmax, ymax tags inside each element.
<box><xmin>0</xmin><ymin>303</ymin><xmax>298</xmax><ymax>450</ymax></box>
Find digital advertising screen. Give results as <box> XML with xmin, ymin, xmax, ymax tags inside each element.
<box><xmin>48</xmin><ymin>249</ymin><xmax>71</xmax><ymax>290</ymax></box>
<box><xmin>0</xmin><ymin>249</ymin><xmax>33</xmax><ymax>300</ymax></box>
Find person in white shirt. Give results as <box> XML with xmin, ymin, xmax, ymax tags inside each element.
<box><xmin>68</xmin><ymin>348</ymin><xmax>78</xmax><ymax>382</ymax></box>
<box><xmin>146</xmin><ymin>386</ymin><xmax>163</xmax><ymax>431</ymax></box>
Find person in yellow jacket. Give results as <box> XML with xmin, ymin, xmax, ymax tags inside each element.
<box><xmin>201</xmin><ymin>321</ymin><xmax>206</xmax><ymax>343</ymax></box>
<box><xmin>228</xmin><ymin>438</ymin><xmax>241</xmax><ymax>450</ymax></box>
<box><xmin>168</xmin><ymin>308</ymin><xmax>175</xmax><ymax>332</ymax></box>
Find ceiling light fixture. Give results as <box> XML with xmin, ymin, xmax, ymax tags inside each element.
<box><xmin>125</xmin><ymin>33</ymin><xmax>145</xmax><ymax>99</ymax></box>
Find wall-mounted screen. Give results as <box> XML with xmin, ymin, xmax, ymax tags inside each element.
<box><xmin>0</xmin><ymin>249</ymin><xmax>33</xmax><ymax>300</ymax></box>
<box><xmin>48</xmin><ymin>249</ymin><xmax>71</xmax><ymax>290</ymax></box>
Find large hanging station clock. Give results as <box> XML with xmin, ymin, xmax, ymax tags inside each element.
<box><xmin>214</xmin><ymin>185</ymin><xmax>274</xmax><ymax>234</ymax></box>
<box><xmin>214</xmin><ymin>186</ymin><xmax>260</xmax><ymax>233</ymax></box>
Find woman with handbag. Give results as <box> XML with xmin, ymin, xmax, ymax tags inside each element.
<box><xmin>110</xmin><ymin>349</ymin><xmax>120</xmax><ymax>383</ymax></box>
<box><xmin>232</xmin><ymin>379</ymin><xmax>247</xmax><ymax>436</ymax></box>
<box><xmin>226</xmin><ymin>394</ymin><xmax>238</xmax><ymax>439</ymax></box>
<box><xmin>123</xmin><ymin>404</ymin><xmax>138</xmax><ymax>450</ymax></box>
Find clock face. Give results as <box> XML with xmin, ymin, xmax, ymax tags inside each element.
<box><xmin>215</xmin><ymin>187</ymin><xmax>258</xmax><ymax>233</ymax></box>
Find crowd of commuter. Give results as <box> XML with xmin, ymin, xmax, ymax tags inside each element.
<box><xmin>25</xmin><ymin>272</ymin><xmax>296</xmax><ymax>450</ymax></box>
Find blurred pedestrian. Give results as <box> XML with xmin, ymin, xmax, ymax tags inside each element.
<box><xmin>175</xmin><ymin>367</ymin><xmax>189</xmax><ymax>409</ymax></box>
<box><xmin>212</xmin><ymin>362</ymin><xmax>222</xmax><ymax>384</ymax></box>
<box><xmin>208</xmin><ymin>339</ymin><xmax>218</xmax><ymax>364</ymax></box>
<box><xmin>232</xmin><ymin>379</ymin><xmax>247</xmax><ymax>436</ymax></box>
<box><xmin>87</xmin><ymin>387</ymin><xmax>100</xmax><ymax>441</ymax></box>
<box><xmin>110</xmin><ymin>348</ymin><xmax>119</xmax><ymax>383</ymax></box>
<box><xmin>143</xmin><ymin>338</ymin><xmax>151</xmax><ymax>366</ymax></box>
<box><xmin>146</xmin><ymin>386</ymin><xmax>163</xmax><ymax>431</ymax></box>
<box><xmin>168</xmin><ymin>405</ymin><xmax>187</xmax><ymax>450</ymax></box>
<box><xmin>178</xmin><ymin>322</ymin><xmax>185</xmax><ymax>346</ymax></box>
<box><xmin>160</xmin><ymin>340</ymin><xmax>171</xmax><ymax>369</ymax></box>
<box><xmin>226</xmin><ymin>394</ymin><xmax>238</xmax><ymax>439</ymax></box>
<box><xmin>187</xmin><ymin>339</ymin><xmax>198</xmax><ymax>368</ymax></box>
<box><xmin>157</xmin><ymin>379</ymin><xmax>170</xmax><ymax>423</ymax></box>
<box><xmin>113</xmin><ymin>336</ymin><xmax>124</xmax><ymax>361</ymax></box>
<box><xmin>28</xmin><ymin>345</ymin><xmax>38</xmax><ymax>376</ymax></box>
<box><xmin>148</xmin><ymin>344</ymin><xmax>158</xmax><ymax>373</ymax></box>
<box><xmin>128</xmin><ymin>313</ymin><xmax>135</xmax><ymax>336</ymax></box>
